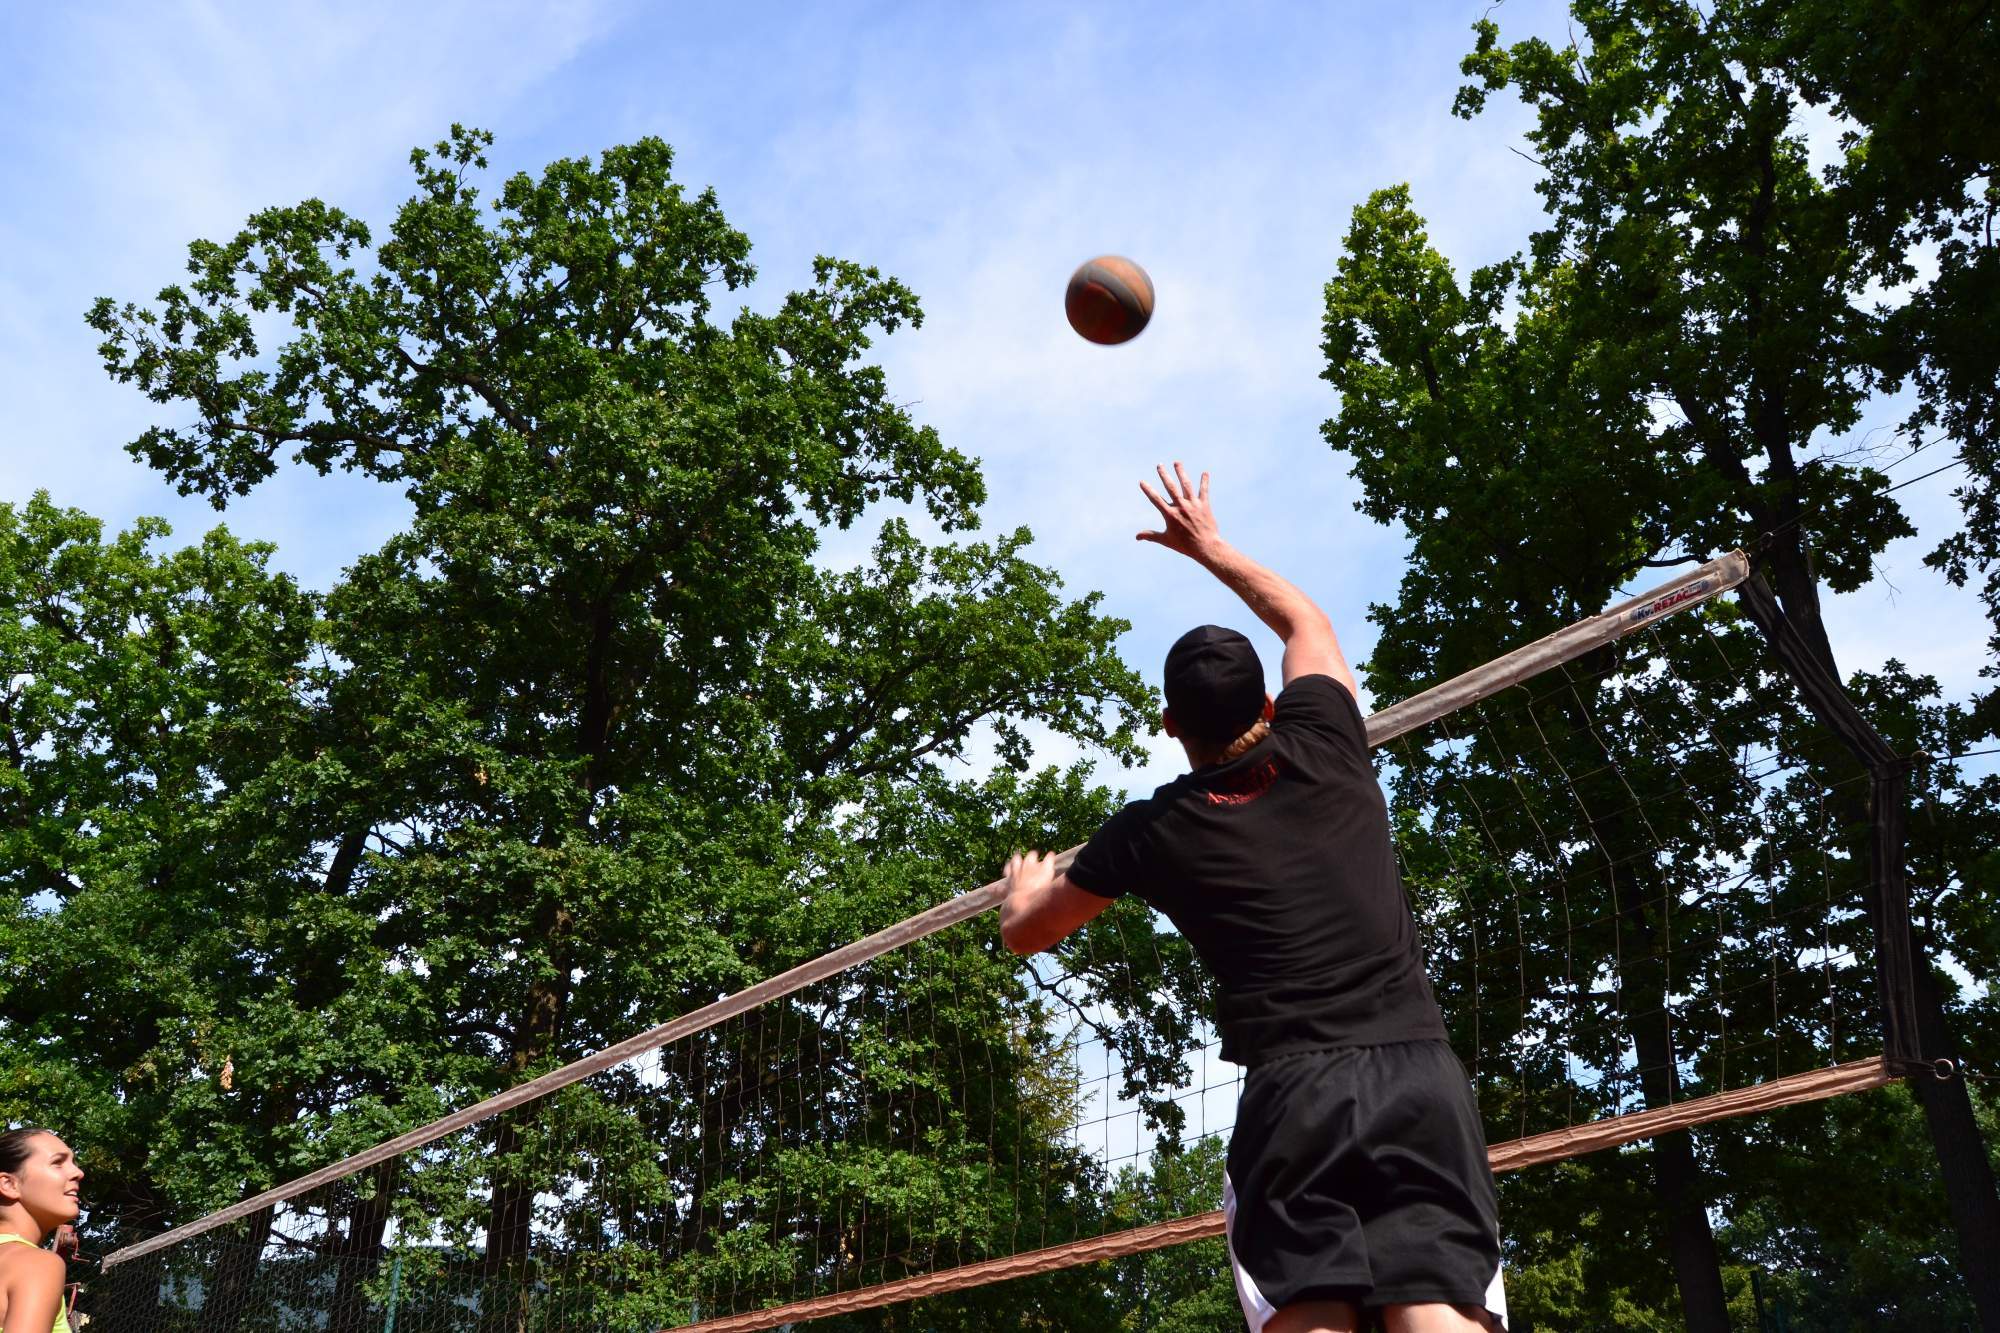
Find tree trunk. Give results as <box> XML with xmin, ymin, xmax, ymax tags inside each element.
<box><xmin>1649</xmin><ymin>1127</ymin><xmax>1731</xmax><ymax>1328</ymax></box>
<box><xmin>325</xmin><ymin>1160</ymin><xmax>396</xmax><ymax>1332</ymax></box>
<box><xmin>1574</xmin><ymin>655</ymin><xmax>1734</xmax><ymax>1330</ymax></box>
<box><xmin>1912</xmin><ymin>950</ymin><xmax>2000</xmax><ymax>1328</ymax></box>
<box><xmin>1765</xmin><ymin>538</ymin><xmax>1840</xmax><ymax>679</ymax></box>
<box><xmin>478</xmin><ymin>1106</ymin><xmax>537</xmax><ymax>1333</ymax></box>
<box><xmin>480</xmin><ymin>948</ymin><xmax>569</xmax><ymax>1333</ymax></box>
<box><xmin>201</xmin><ymin>1208</ymin><xmax>273</xmax><ymax>1331</ymax></box>
<box><xmin>1621</xmin><ymin>895</ymin><xmax>1732</xmax><ymax>1331</ymax></box>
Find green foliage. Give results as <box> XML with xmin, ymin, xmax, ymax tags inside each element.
<box><xmin>1713</xmin><ymin>1080</ymin><xmax>1990</xmax><ymax>1328</ymax></box>
<box><xmin>1324</xmin><ymin>1</ymin><xmax>2000</xmax><ymax>1324</ymax></box>
<box><xmin>1103</xmin><ymin>1137</ymin><xmax>1237</xmax><ymax>1333</ymax></box>
<box><xmin>1495</xmin><ymin>1157</ymin><xmax>1680</xmax><ymax>1330</ymax></box>
<box><xmin>1759</xmin><ymin>1</ymin><xmax>2000</xmax><ymax>676</ymax></box>
<box><xmin>5</xmin><ymin>127</ymin><xmax>1196</xmax><ymax>1327</ymax></box>
<box><xmin>0</xmin><ymin>493</ymin><xmax>434</xmax><ymax>1222</ymax></box>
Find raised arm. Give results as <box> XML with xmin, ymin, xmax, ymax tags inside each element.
<box><xmin>1138</xmin><ymin>463</ymin><xmax>1359</xmax><ymax>699</ymax></box>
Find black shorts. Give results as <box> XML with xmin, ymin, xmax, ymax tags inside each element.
<box><xmin>1224</xmin><ymin>1040</ymin><xmax>1507</xmax><ymax>1330</ymax></box>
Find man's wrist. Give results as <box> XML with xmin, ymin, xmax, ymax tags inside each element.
<box><xmin>1192</xmin><ymin>536</ymin><xmax>1235</xmax><ymax>569</ymax></box>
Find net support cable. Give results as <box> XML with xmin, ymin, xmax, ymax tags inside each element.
<box><xmin>1732</xmin><ymin>570</ymin><xmax>1922</xmax><ymax>1066</ymax></box>
<box><xmin>99</xmin><ymin>552</ymin><xmax>1756</xmax><ymax>1276</ymax></box>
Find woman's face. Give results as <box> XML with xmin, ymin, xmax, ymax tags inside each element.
<box><xmin>0</xmin><ymin>1135</ymin><xmax>83</xmax><ymax>1227</ymax></box>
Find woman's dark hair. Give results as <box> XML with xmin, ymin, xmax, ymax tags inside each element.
<box><xmin>0</xmin><ymin>1127</ymin><xmax>56</xmax><ymax>1175</ymax></box>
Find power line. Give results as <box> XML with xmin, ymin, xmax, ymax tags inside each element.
<box><xmin>1880</xmin><ymin>432</ymin><xmax>1949</xmax><ymax>473</ymax></box>
<box><xmin>1743</xmin><ymin>451</ymin><xmax>1971</xmax><ymax>554</ymax></box>
<box><xmin>1882</xmin><ymin>454</ymin><xmax>1969</xmax><ymax>495</ymax></box>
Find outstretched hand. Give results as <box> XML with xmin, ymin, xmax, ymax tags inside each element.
<box><xmin>1138</xmin><ymin>463</ymin><xmax>1222</xmax><ymax>562</ymax></box>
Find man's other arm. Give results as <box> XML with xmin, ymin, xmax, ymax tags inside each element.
<box><xmin>999</xmin><ymin>849</ymin><xmax>1113</xmax><ymax>955</ymax></box>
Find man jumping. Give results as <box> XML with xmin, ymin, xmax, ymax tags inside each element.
<box><xmin>1000</xmin><ymin>465</ymin><xmax>1506</xmax><ymax>1333</ymax></box>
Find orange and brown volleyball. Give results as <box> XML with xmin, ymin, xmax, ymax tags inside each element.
<box><xmin>1065</xmin><ymin>255</ymin><xmax>1154</xmax><ymax>345</ymax></box>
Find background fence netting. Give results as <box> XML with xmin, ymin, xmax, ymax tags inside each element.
<box><xmin>83</xmin><ymin>551</ymin><xmax>1916</xmax><ymax>1331</ymax></box>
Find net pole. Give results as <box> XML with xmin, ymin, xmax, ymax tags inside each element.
<box><xmin>98</xmin><ymin>550</ymin><xmax>1751</xmax><ymax>1273</ymax></box>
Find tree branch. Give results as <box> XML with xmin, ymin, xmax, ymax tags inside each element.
<box><xmin>445</xmin><ymin>1019</ymin><xmax>518</xmax><ymax>1045</ymax></box>
<box><xmin>391</xmin><ymin>345</ymin><xmax>537</xmax><ymax>441</ymax></box>
<box><xmin>215</xmin><ymin>419</ymin><xmax>407</xmax><ymax>456</ymax></box>
<box><xmin>1666</xmin><ymin>371</ymin><xmax>1772</xmax><ymax>527</ymax></box>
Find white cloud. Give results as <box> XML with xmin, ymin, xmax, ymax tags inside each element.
<box><xmin>2</xmin><ymin>0</ymin><xmax>620</xmax><ymax>577</ymax></box>
<box><xmin>4</xmin><ymin>0</ymin><xmax>1982</xmax><ymax>780</ymax></box>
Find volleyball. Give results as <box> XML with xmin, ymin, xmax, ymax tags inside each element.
<box><xmin>1065</xmin><ymin>255</ymin><xmax>1154</xmax><ymax>345</ymax></box>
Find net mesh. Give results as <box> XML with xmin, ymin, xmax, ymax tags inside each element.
<box><xmin>81</xmin><ymin>555</ymin><xmax>1906</xmax><ymax>1331</ymax></box>
<box><xmin>1389</xmin><ymin>608</ymin><xmax>1878</xmax><ymax>1148</ymax></box>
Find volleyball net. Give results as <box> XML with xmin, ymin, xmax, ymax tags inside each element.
<box><xmin>86</xmin><ymin>551</ymin><xmax>1923</xmax><ymax>1331</ymax></box>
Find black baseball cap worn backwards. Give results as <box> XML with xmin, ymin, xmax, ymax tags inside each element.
<box><xmin>1164</xmin><ymin>625</ymin><xmax>1266</xmax><ymax>744</ymax></box>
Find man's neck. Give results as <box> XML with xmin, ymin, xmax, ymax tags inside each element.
<box><xmin>1184</xmin><ymin>720</ymin><xmax>1272</xmax><ymax>770</ymax></box>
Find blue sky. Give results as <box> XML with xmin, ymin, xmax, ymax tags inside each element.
<box><xmin>3</xmin><ymin>0</ymin><xmax>1986</xmax><ymax>800</ymax></box>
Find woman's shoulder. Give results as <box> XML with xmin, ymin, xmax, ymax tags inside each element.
<box><xmin>0</xmin><ymin>1241</ymin><xmax>67</xmax><ymax>1333</ymax></box>
<box><xmin>0</xmin><ymin>1240</ymin><xmax>65</xmax><ymax>1280</ymax></box>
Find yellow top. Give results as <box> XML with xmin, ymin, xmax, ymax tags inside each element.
<box><xmin>0</xmin><ymin>1234</ymin><xmax>70</xmax><ymax>1333</ymax></box>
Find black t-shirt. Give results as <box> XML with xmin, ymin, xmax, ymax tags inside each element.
<box><xmin>1067</xmin><ymin>673</ymin><xmax>1446</xmax><ymax>1066</ymax></box>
